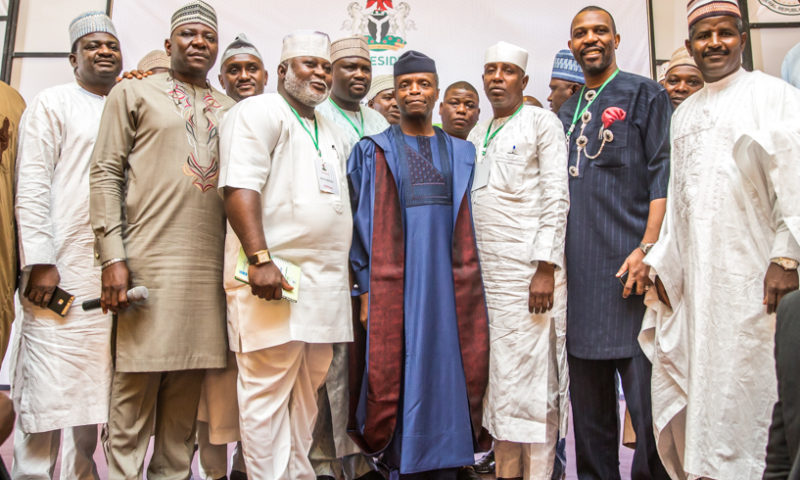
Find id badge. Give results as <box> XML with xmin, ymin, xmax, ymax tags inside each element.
<box><xmin>472</xmin><ymin>157</ymin><xmax>491</xmax><ymax>191</ymax></box>
<box><xmin>314</xmin><ymin>152</ymin><xmax>339</xmax><ymax>195</ymax></box>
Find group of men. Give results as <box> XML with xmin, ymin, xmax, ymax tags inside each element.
<box><xmin>1</xmin><ymin>0</ymin><xmax>800</xmax><ymax>479</ymax></box>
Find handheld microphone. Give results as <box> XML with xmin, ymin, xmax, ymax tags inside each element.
<box><xmin>82</xmin><ymin>286</ymin><xmax>149</xmax><ymax>311</ymax></box>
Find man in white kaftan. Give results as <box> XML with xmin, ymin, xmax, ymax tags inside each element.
<box><xmin>468</xmin><ymin>42</ymin><xmax>570</xmax><ymax>480</ymax></box>
<box><xmin>312</xmin><ymin>36</ymin><xmax>387</xmax><ymax>480</ymax></box>
<box><xmin>316</xmin><ymin>38</ymin><xmax>388</xmax><ymax>155</ymax></box>
<box><xmin>219</xmin><ymin>31</ymin><xmax>353</xmax><ymax>479</ymax></box>
<box><xmin>641</xmin><ymin>2</ymin><xmax>800</xmax><ymax>479</ymax></box>
<box><xmin>12</xmin><ymin>12</ymin><xmax>121</xmax><ymax>479</ymax></box>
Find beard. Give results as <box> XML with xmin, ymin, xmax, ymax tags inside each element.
<box><xmin>284</xmin><ymin>66</ymin><xmax>329</xmax><ymax>107</ymax></box>
<box><xmin>579</xmin><ymin>47</ymin><xmax>614</xmax><ymax>76</ymax></box>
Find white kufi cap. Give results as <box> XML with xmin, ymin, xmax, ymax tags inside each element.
<box><xmin>484</xmin><ymin>41</ymin><xmax>528</xmax><ymax>72</ymax></box>
<box><xmin>280</xmin><ymin>30</ymin><xmax>331</xmax><ymax>63</ymax></box>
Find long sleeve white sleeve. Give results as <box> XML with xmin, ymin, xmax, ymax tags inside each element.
<box><xmin>15</xmin><ymin>94</ymin><xmax>62</xmax><ymax>268</ymax></box>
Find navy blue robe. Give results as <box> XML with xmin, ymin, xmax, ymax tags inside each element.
<box><xmin>348</xmin><ymin>126</ymin><xmax>486</xmax><ymax>474</ymax></box>
<box><xmin>557</xmin><ymin>71</ymin><xmax>671</xmax><ymax>359</ymax></box>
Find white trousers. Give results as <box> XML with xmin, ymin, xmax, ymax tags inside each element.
<box><xmin>236</xmin><ymin>341</ymin><xmax>333</xmax><ymax>480</ymax></box>
<box><xmin>196</xmin><ymin>421</ymin><xmax>247</xmax><ymax>480</ymax></box>
<box><xmin>12</xmin><ymin>422</ymin><xmax>99</xmax><ymax>480</ymax></box>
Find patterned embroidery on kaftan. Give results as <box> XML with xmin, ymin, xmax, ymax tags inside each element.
<box><xmin>168</xmin><ymin>81</ymin><xmax>223</xmax><ymax>192</ymax></box>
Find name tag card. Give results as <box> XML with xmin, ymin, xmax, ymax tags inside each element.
<box><xmin>472</xmin><ymin>157</ymin><xmax>491</xmax><ymax>191</ymax></box>
<box><xmin>315</xmin><ymin>151</ymin><xmax>339</xmax><ymax>195</ymax></box>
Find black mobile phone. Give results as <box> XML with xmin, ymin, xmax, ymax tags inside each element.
<box><xmin>618</xmin><ymin>271</ymin><xmax>629</xmax><ymax>287</ymax></box>
<box><xmin>46</xmin><ymin>286</ymin><xmax>75</xmax><ymax>317</ymax></box>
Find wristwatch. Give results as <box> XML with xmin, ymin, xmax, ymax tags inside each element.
<box><xmin>771</xmin><ymin>257</ymin><xmax>799</xmax><ymax>271</ymax></box>
<box><xmin>247</xmin><ymin>249</ymin><xmax>272</xmax><ymax>266</ymax></box>
<box><xmin>639</xmin><ymin>242</ymin><xmax>656</xmax><ymax>255</ymax></box>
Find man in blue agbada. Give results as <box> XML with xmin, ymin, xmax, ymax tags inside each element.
<box><xmin>346</xmin><ymin>50</ymin><xmax>490</xmax><ymax>479</ymax></box>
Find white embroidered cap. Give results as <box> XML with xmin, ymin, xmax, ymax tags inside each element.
<box><xmin>69</xmin><ymin>11</ymin><xmax>117</xmax><ymax>47</ymax></box>
<box><xmin>485</xmin><ymin>41</ymin><xmax>529</xmax><ymax>72</ymax></box>
<box><xmin>280</xmin><ymin>30</ymin><xmax>331</xmax><ymax>63</ymax></box>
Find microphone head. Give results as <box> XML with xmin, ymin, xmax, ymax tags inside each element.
<box><xmin>127</xmin><ymin>286</ymin><xmax>149</xmax><ymax>302</ymax></box>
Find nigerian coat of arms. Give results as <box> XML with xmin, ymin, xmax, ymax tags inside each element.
<box><xmin>342</xmin><ymin>0</ymin><xmax>415</xmax><ymax>51</ymax></box>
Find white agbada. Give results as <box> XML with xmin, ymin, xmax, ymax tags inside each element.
<box><xmin>13</xmin><ymin>82</ymin><xmax>112</xmax><ymax>433</ymax></box>
<box><xmin>641</xmin><ymin>69</ymin><xmax>800</xmax><ymax>480</ymax></box>
<box><xmin>219</xmin><ymin>93</ymin><xmax>354</xmax><ymax>352</ymax></box>
<box><xmin>468</xmin><ymin>104</ymin><xmax>570</xmax><ymax>444</ymax></box>
<box><xmin>316</xmin><ymin>98</ymin><xmax>389</xmax><ymax>155</ymax></box>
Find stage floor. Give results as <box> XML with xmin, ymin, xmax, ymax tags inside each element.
<box><xmin>0</xmin><ymin>393</ymin><xmax>634</xmax><ymax>479</ymax></box>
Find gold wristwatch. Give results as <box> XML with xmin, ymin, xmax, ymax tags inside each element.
<box><xmin>247</xmin><ymin>249</ymin><xmax>272</xmax><ymax>266</ymax></box>
<box><xmin>771</xmin><ymin>257</ymin><xmax>799</xmax><ymax>271</ymax></box>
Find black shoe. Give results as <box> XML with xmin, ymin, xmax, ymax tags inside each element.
<box><xmin>458</xmin><ymin>466</ymin><xmax>481</xmax><ymax>480</ymax></box>
<box><xmin>229</xmin><ymin>471</ymin><xmax>248</xmax><ymax>480</ymax></box>
<box><xmin>473</xmin><ymin>449</ymin><xmax>495</xmax><ymax>474</ymax></box>
<box><xmin>356</xmin><ymin>471</ymin><xmax>386</xmax><ymax>480</ymax></box>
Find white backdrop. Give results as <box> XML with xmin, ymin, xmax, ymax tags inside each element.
<box><xmin>112</xmin><ymin>0</ymin><xmax>652</xmax><ymax>120</ymax></box>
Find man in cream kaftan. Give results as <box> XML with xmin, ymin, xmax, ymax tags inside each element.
<box><xmin>641</xmin><ymin>5</ymin><xmax>800</xmax><ymax>479</ymax></box>
<box><xmin>219</xmin><ymin>31</ymin><xmax>354</xmax><ymax>479</ymax></box>
<box><xmin>312</xmin><ymin>36</ymin><xmax>387</xmax><ymax>480</ymax></box>
<box><xmin>642</xmin><ymin>67</ymin><xmax>800</xmax><ymax>480</ymax></box>
<box><xmin>12</xmin><ymin>12</ymin><xmax>121</xmax><ymax>479</ymax></box>
<box><xmin>468</xmin><ymin>42</ymin><xmax>569</xmax><ymax>480</ymax></box>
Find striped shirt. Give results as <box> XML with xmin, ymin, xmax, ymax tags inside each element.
<box><xmin>558</xmin><ymin>71</ymin><xmax>671</xmax><ymax>359</ymax></box>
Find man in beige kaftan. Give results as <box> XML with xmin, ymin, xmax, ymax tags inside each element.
<box><xmin>89</xmin><ymin>2</ymin><xmax>234</xmax><ymax>478</ymax></box>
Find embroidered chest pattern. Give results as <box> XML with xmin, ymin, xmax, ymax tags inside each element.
<box><xmin>168</xmin><ymin>82</ymin><xmax>223</xmax><ymax>192</ymax></box>
<box><xmin>406</xmin><ymin>140</ymin><xmax>446</xmax><ymax>186</ymax></box>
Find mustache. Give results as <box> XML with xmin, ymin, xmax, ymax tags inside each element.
<box><xmin>581</xmin><ymin>45</ymin><xmax>604</xmax><ymax>54</ymax></box>
<box><xmin>703</xmin><ymin>47</ymin><xmax>729</xmax><ymax>57</ymax></box>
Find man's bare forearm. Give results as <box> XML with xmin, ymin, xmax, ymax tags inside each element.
<box><xmin>642</xmin><ymin>198</ymin><xmax>667</xmax><ymax>244</ymax></box>
<box><xmin>223</xmin><ymin>187</ymin><xmax>268</xmax><ymax>254</ymax></box>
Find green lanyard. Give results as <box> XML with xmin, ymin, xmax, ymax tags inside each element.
<box><xmin>284</xmin><ymin>97</ymin><xmax>321</xmax><ymax>156</ymax></box>
<box><xmin>565</xmin><ymin>68</ymin><xmax>620</xmax><ymax>142</ymax></box>
<box><xmin>329</xmin><ymin>98</ymin><xmax>364</xmax><ymax>138</ymax></box>
<box><xmin>482</xmin><ymin>103</ymin><xmax>523</xmax><ymax>156</ymax></box>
